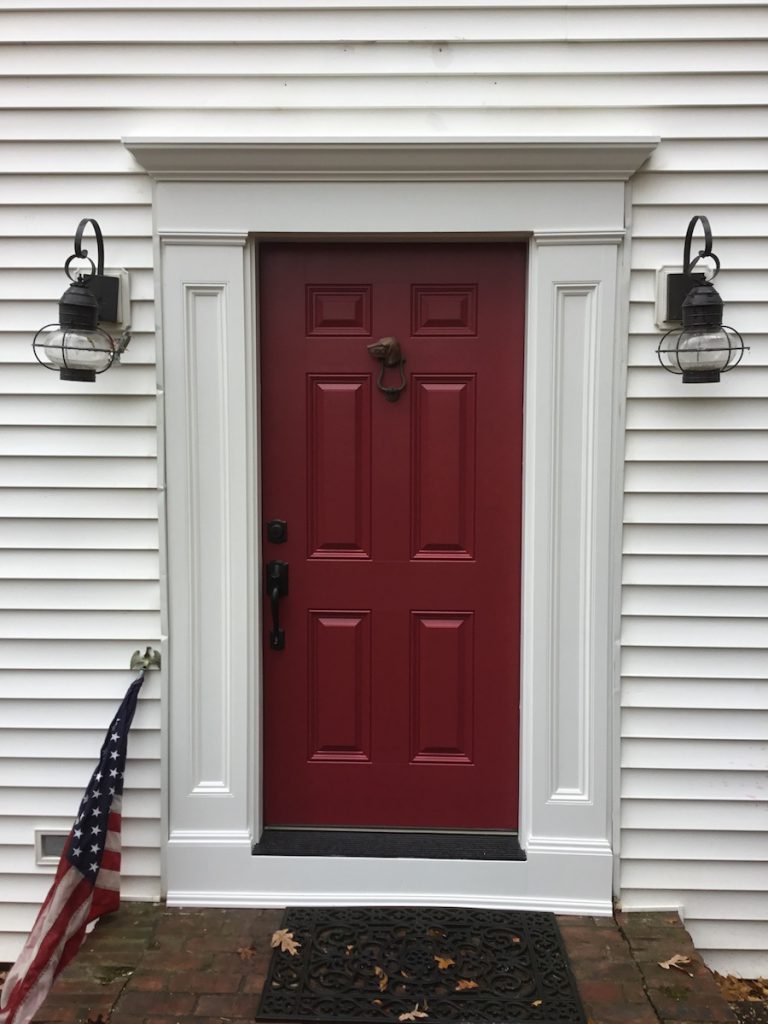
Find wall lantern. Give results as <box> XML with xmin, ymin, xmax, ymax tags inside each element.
<box><xmin>32</xmin><ymin>218</ymin><xmax>130</xmax><ymax>382</ymax></box>
<box><xmin>657</xmin><ymin>215</ymin><xmax>746</xmax><ymax>384</ymax></box>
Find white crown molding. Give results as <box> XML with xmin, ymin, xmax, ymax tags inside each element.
<box><xmin>124</xmin><ymin>136</ymin><xmax>658</xmax><ymax>182</ymax></box>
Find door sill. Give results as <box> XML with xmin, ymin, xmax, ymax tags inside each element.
<box><xmin>252</xmin><ymin>828</ymin><xmax>525</xmax><ymax>861</ymax></box>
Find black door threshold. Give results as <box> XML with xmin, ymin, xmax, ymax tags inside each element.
<box><xmin>252</xmin><ymin>828</ymin><xmax>525</xmax><ymax>861</ymax></box>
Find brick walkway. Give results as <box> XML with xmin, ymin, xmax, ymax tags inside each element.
<box><xmin>19</xmin><ymin>905</ymin><xmax>735</xmax><ymax>1024</ymax></box>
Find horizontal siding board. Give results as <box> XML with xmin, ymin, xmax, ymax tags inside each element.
<box><xmin>622</xmin><ymin>800</ymin><xmax>768</xmax><ymax>831</ymax></box>
<box><xmin>0</xmin><ymin>787</ymin><xmax>160</xmax><ymax>817</ymax></box>
<box><xmin>0</xmin><ymin>457</ymin><xmax>157</xmax><ymax>488</ymax></box>
<box><xmin>622</xmin><ymin>707</ymin><xmax>768</xmax><ymax>741</ymax></box>
<box><xmin>0</xmin><ymin>268</ymin><xmax>153</xmax><ymax>301</ymax></box>
<box><xmin>0</xmin><ymin>639</ymin><xmax>163</xmax><ymax>669</ymax></box>
<box><xmin>0</xmin><ymin>609</ymin><xmax>161</xmax><ymax>639</ymax></box>
<box><xmin>0</xmin><ymin>670</ymin><xmax>162</xmax><ymax>699</ymax></box>
<box><xmin>0</xmin><ymin>394</ymin><xmax>156</xmax><ymax>427</ymax></box>
<box><xmin>621</xmin><ymin>860</ymin><xmax>768</xmax><ymax>891</ymax></box>
<box><xmin>622</xmin><ymin>678</ymin><xmax>768</xmax><ymax>710</ymax></box>
<box><xmin>2</xmin><ymin>107</ymin><xmax>767</xmax><ymax>141</ymax></box>
<box><xmin>0</xmin><ymin>758</ymin><xmax>160</xmax><ymax>789</ymax></box>
<box><xmin>622</xmin><ymin>768</ymin><xmax>767</xmax><ymax>800</ymax></box>
<box><xmin>621</xmin><ymin>830</ymin><xmax>768</xmax><ymax>860</ymax></box>
<box><xmin>0</xmin><ymin>334</ymin><xmax>157</xmax><ymax>367</ymax></box>
<box><xmin>0</xmin><ymin>579</ymin><xmax>161</xmax><ymax>610</ymax></box>
<box><xmin>623</xmin><ymin>524</ymin><xmax>768</xmax><ymax>555</ymax></box>
<box><xmin>624</xmin><ymin>462</ymin><xmax>768</xmax><ymax>493</ymax></box>
<box><xmin>625</xmin><ymin>397</ymin><xmax>768</xmax><ymax>430</ymax></box>
<box><xmin>2</xmin><ymin>6</ymin><xmax>767</xmax><ymax>42</ymax></box>
<box><xmin>2</xmin><ymin>41</ymin><xmax>768</xmax><ymax>78</ymax></box>
<box><xmin>622</xmin><ymin>646</ymin><xmax>768</xmax><ymax>679</ymax></box>
<box><xmin>0</xmin><ymin>427</ymin><xmax>157</xmax><ymax>457</ymax></box>
<box><xmin>0</xmin><ymin>728</ymin><xmax>159</xmax><ymax>758</ymax></box>
<box><xmin>621</xmin><ymin>616</ymin><xmax>768</xmax><ymax>648</ymax></box>
<box><xmin>0</xmin><ymin>698</ymin><xmax>160</xmax><ymax>729</ymax></box>
<box><xmin>625</xmin><ymin>430</ymin><xmax>768</xmax><ymax>462</ymax></box>
<box><xmin>2</xmin><ymin>815</ymin><xmax>160</xmax><ymax>847</ymax></box>
<box><xmin>0</xmin><ymin>489</ymin><xmax>159</xmax><ymax>519</ymax></box>
<box><xmin>624</xmin><ymin>493</ymin><xmax>767</xmax><ymax>525</ymax></box>
<box><xmin>622</xmin><ymin>586</ymin><xmax>768</xmax><ymax>617</ymax></box>
<box><xmin>3</xmin><ymin>74</ymin><xmax>768</xmax><ymax>109</ymax></box>
<box><xmin>0</xmin><ymin>365</ymin><xmax>156</xmax><ymax>396</ymax></box>
<box><xmin>0</xmin><ymin>845</ymin><xmax>160</xmax><ymax>876</ymax></box>
<box><xmin>622</xmin><ymin>556</ymin><xmax>768</xmax><ymax>587</ymax></box>
<box><xmin>0</xmin><ymin>550</ymin><xmax>159</xmax><ymax>579</ymax></box>
<box><xmin>2</xmin><ymin>299</ymin><xmax>154</xmax><ymax>334</ymax></box>
<box><xmin>622</xmin><ymin>738</ymin><xmax>768</xmax><ymax>771</ymax></box>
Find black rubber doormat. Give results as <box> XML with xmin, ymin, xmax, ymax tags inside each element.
<box><xmin>256</xmin><ymin>906</ymin><xmax>586</xmax><ymax>1024</ymax></box>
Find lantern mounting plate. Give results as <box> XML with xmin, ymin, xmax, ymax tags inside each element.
<box><xmin>656</xmin><ymin>265</ymin><xmax>706</xmax><ymax>328</ymax></box>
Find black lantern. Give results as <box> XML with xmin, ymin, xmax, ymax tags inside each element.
<box><xmin>657</xmin><ymin>216</ymin><xmax>746</xmax><ymax>384</ymax></box>
<box><xmin>33</xmin><ymin>219</ymin><xmax>130</xmax><ymax>382</ymax></box>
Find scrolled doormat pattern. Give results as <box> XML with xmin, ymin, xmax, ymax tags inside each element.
<box><xmin>256</xmin><ymin>906</ymin><xmax>586</xmax><ymax>1023</ymax></box>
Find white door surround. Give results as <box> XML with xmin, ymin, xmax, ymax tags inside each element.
<box><xmin>125</xmin><ymin>136</ymin><xmax>657</xmax><ymax>915</ymax></box>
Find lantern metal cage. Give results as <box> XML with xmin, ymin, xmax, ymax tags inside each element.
<box><xmin>657</xmin><ymin>215</ymin><xmax>747</xmax><ymax>384</ymax></box>
<box><xmin>32</xmin><ymin>218</ymin><xmax>130</xmax><ymax>383</ymax></box>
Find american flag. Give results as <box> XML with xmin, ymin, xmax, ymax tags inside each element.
<box><xmin>0</xmin><ymin>675</ymin><xmax>144</xmax><ymax>1024</ymax></box>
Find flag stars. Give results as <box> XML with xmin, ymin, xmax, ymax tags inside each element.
<box><xmin>89</xmin><ymin>863</ymin><xmax>98</xmax><ymax>873</ymax></box>
<box><xmin>111</xmin><ymin>733</ymin><xmax>120</xmax><ymax>743</ymax></box>
<box><xmin>72</xmin><ymin>847</ymin><xmax>81</xmax><ymax>857</ymax></box>
<box><xmin>109</xmin><ymin>751</ymin><xmax>119</xmax><ymax>761</ymax></box>
<box><xmin>94</xmin><ymin>772</ymin><xmax>103</xmax><ymax>782</ymax></box>
<box><xmin>91</xmin><ymin>826</ymin><xmax>101</xmax><ymax>836</ymax></box>
<box><xmin>109</xmin><ymin>768</ymin><xmax>119</xmax><ymax>778</ymax></box>
<box><xmin>90</xmin><ymin>844</ymin><xmax>100</xmax><ymax>855</ymax></box>
<box><xmin>73</xmin><ymin>829</ymin><xmax>82</xmax><ymax>840</ymax></box>
<box><xmin>92</xmin><ymin>789</ymin><xmax>102</xmax><ymax>800</ymax></box>
<box><xmin>90</xmin><ymin>808</ymin><xmax>101</xmax><ymax>818</ymax></box>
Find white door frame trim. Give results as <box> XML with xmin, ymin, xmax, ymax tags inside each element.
<box><xmin>126</xmin><ymin>135</ymin><xmax>657</xmax><ymax>915</ymax></box>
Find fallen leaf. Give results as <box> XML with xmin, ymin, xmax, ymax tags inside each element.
<box><xmin>511</xmin><ymin>936</ymin><xmax>521</xmax><ymax>944</ymax></box>
<box><xmin>271</xmin><ymin>928</ymin><xmax>301</xmax><ymax>956</ymax></box>
<box><xmin>346</xmin><ymin>944</ymin><xmax>354</xmax><ymax>955</ymax></box>
<box><xmin>434</xmin><ymin>955</ymin><xmax>455</xmax><ymax>970</ymax></box>
<box><xmin>399</xmin><ymin>1003</ymin><xmax>429</xmax><ymax>1022</ymax></box>
<box><xmin>531</xmin><ymin>999</ymin><xmax>543</xmax><ymax>1007</ymax></box>
<box><xmin>400</xmin><ymin>970</ymin><xmax>411</xmax><ymax>978</ymax></box>
<box><xmin>237</xmin><ymin>945</ymin><xmax>256</xmax><ymax>959</ymax></box>
<box><xmin>426</xmin><ymin>927</ymin><xmax>446</xmax><ymax>939</ymax></box>
<box><xmin>374</xmin><ymin>965</ymin><xmax>389</xmax><ymax>992</ymax></box>
<box><xmin>454</xmin><ymin>980</ymin><xmax>479</xmax><ymax>991</ymax></box>
<box><xmin>372</xmin><ymin>999</ymin><xmax>384</xmax><ymax>1007</ymax></box>
<box><xmin>658</xmin><ymin>954</ymin><xmax>693</xmax><ymax>977</ymax></box>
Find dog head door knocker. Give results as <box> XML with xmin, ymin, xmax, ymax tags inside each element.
<box><xmin>367</xmin><ymin>336</ymin><xmax>407</xmax><ymax>402</ymax></box>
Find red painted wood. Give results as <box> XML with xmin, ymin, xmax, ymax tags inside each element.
<box><xmin>260</xmin><ymin>242</ymin><xmax>526</xmax><ymax>830</ymax></box>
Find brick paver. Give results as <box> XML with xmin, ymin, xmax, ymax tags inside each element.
<box><xmin>4</xmin><ymin>904</ymin><xmax>736</xmax><ymax>1024</ymax></box>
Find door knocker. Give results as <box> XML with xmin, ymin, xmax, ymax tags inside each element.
<box><xmin>367</xmin><ymin>336</ymin><xmax>407</xmax><ymax>402</ymax></box>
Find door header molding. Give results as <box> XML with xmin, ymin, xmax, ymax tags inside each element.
<box><xmin>124</xmin><ymin>135</ymin><xmax>658</xmax><ymax>182</ymax></box>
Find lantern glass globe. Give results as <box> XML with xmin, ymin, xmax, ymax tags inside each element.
<box><xmin>35</xmin><ymin>325</ymin><xmax>114</xmax><ymax>374</ymax></box>
<box><xmin>675</xmin><ymin>326</ymin><xmax>732</xmax><ymax>375</ymax></box>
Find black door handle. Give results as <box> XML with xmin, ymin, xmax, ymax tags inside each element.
<box><xmin>265</xmin><ymin>560</ymin><xmax>289</xmax><ymax>650</ymax></box>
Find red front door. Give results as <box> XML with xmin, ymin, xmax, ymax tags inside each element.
<box><xmin>260</xmin><ymin>242</ymin><xmax>525</xmax><ymax>830</ymax></box>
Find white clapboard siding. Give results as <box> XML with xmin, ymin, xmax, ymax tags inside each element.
<box><xmin>0</xmin><ymin>1</ymin><xmax>765</xmax><ymax>977</ymax></box>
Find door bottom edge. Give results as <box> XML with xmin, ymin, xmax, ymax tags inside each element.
<box><xmin>252</xmin><ymin>828</ymin><xmax>525</xmax><ymax>861</ymax></box>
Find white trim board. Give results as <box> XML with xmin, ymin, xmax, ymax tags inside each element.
<box><xmin>125</xmin><ymin>136</ymin><xmax>655</xmax><ymax>913</ymax></box>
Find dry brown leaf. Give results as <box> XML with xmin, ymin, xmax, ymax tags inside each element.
<box><xmin>511</xmin><ymin>936</ymin><xmax>521</xmax><ymax>944</ymax></box>
<box><xmin>398</xmin><ymin>1003</ymin><xmax>429</xmax><ymax>1022</ymax></box>
<box><xmin>426</xmin><ymin>928</ymin><xmax>446</xmax><ymax>939</ymax></box>
<box><xmin>237</xmin><ymin>945</ymin><xmax>256</xmax><ymax>959</ymax></box>
<box><xmin>434</xmin><ymin>956</ymin><xmax>455</xmax><ymax>970</ymax></box>
<box><xmin>372</xmin><ymin>998</ymin><xmax>384</xmax><ymax>1007</ymax></box>
<box><xmin>346</xmin><ymin>944</ymin><xmax>354</xmax><ymax>955</ymax></box>
<box><xmin>271</xmin><ymin>928</ymin><xmax>301</xmax><ymax>956</ymax></box>
<box><xmin>531</xmin><ymin>999</ymin><xmax>543</xmax><ymax>1007</ymax></box>
<box><xmin>400</xmin><ymin>970</ymin><xmax>411</xmax><ymax>978</ymax></box>
<box><xmin>374</xmin><ymin>965</ymin><xmax>389</xmax><ymax>992</ymax></box>
<box><xmin>454</xmin><ymin>980</ymin><xmax>479</xmax><ymax>992</ymax></box>
<box><xmin>658</xmin><ymin>954</ymin><xmax>693</xmax><ymax>977</ymax></box>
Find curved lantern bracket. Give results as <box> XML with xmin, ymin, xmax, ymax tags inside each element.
<box><xmin>682</xmin><ymin>214</ymin><xmax>720</xmax><ymax>279</ymax></box>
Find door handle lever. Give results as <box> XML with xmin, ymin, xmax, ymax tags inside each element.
<box><xmin>265</xmin><ymin>560</ymin><xmax>289</xmax><ymax>650</ymax></box>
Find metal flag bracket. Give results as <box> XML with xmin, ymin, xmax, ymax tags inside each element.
<box><xmin>129</xmin><ymin>646</ymin><xmax>162</xmax><ymax>671</ymax></box>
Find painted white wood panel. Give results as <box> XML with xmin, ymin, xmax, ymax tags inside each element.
<box><xmin>0</xmin><ymin>0</ymin><xmax>765</xmax><ymax>977</ymax></box>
